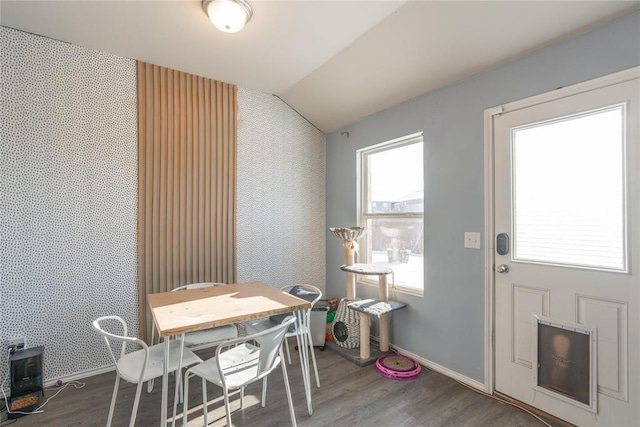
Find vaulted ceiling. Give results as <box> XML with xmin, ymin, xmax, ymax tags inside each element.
<box><xmin>2</xmin><ymin>1</ymin><xmax>638</xmax><ymax>133</ymax></box>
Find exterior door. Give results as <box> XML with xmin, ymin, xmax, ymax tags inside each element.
<box><xmin>493</xmin><ymin>72</ymin><xmax>639</xmax><ymax>426</ymax></box>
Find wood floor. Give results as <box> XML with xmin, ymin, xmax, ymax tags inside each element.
<box><xmin>3</xmin><ymin>341</ymin><xmax>562</xmax><ymax>427</ymax></box>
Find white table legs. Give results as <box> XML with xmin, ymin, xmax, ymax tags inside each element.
<box><xmin>171</xmin><ymin>334</ymin><xmax>185</xmax><ymax>427</ymax></box>
<box><xmin>160</xmin><ymin>334</ymin><xmax>184</xmax><ymax>427</ymax></box>
<box><xmin>161</xmin><ymin>338</ymin><xmax>169</xmax><ymax>426</ymax></box>
<box><xmin>295</xmin><ymin>310</ymin><xmax>313</xmax><ymax>415</ymax></box>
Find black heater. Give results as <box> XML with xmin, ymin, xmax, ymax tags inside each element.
<box><xmin>8</xmin><ymin>346</ymin><xmax>44</xmax><ymax>419</ymax></box>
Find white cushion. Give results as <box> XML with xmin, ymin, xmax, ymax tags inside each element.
<box><xmin>117</xmin><ymin>340</ymin><xmax>202</xmax><ymax>383</ymax></box>
<box><xmin>183</xmin><ymin>324</ymin><xmax>238</xmax><ymax>350</ymax></box>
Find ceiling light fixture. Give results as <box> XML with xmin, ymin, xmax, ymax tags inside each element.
<box><xmin>202</xmin><ymin>0</ymin><xmax>253</xmax><ymax>34</ymax></box>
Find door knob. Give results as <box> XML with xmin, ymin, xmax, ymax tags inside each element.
<box><xmin>496</xmin><ymin>264</ymin><xmax>509</xmax><ymax>274</ymax></box>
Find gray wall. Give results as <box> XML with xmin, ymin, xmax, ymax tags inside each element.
<box><xmin>325</xmin><ymin>11</ymin><xmax>640</xmax><ymax>383</ymax></box>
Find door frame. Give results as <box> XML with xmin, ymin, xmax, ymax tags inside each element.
<box><xmin>482</xmin><ymin>66</ymin><xmax>640</xmax><ymax>395</ymax></box>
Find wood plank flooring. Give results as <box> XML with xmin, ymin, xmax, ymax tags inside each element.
<box><xmin>2</xmin><ymin>340</ymin><xmax>563</xmax><ymax>427</ymax></box>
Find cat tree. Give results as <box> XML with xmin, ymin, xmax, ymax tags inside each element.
<box><xmin>329</xmin><ymin>226</ymin><xmax>366</xmax><ymax>300</ymax></box>
<box><xmin>329</xmin><ymin>227</ymin><xmax>406</xmax><ymax>364</ymax></box>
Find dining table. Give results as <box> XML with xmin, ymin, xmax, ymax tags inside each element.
<box><xmin>147</xmin><ymin>281</ymin><xmax>313</xmax><ymax>426</ymax></box>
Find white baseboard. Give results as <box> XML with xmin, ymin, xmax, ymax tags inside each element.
<box><xmin>391</xmin><ymin>344</ymin><xmax>488</xmax><ymax>393</ymax></box>
<box><xmin>11</xmin><ymin>347</ymin><xmax>486</xmax><ymax>395</ymax></box>
<box><xmin>43</xmin><ymin>365</ymin><xmax>115</xmax><ymax>387</ymax></box>
<box><xmin>1</xmin><ymin>365</ymin><xmax>114</xmax><ymax>395</ymax></box>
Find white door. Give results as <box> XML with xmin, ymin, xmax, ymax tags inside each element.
<box><xmin>493</xmin><ymin>70</ymin><xmax>639</xmax><ymax>426</ymax></box>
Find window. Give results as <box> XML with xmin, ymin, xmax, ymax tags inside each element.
<box><xmin>358</xmin><ymin>133</ymin><xmax>424</xmax><ymax>294</ymax></box>
<box><xmin>512</xmin><ymin>105</ymin><xmax>626</xmax><ymax>271</ymax></box>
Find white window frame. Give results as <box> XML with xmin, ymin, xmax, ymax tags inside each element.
<box><xmin>356</xmin><ymin>132</ymin><xmax>424</xmax><ymax>296</ymax></box>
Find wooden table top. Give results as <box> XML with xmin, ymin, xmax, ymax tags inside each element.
<box><xmin>148</xmin><ymin>281</ymin><xmax>311</xmax><ymax>337</ymax></box>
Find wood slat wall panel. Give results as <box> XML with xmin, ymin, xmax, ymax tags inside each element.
<box><xmin>137</xmin><ymin>62</ymin><xmax>237</xmax><ymax>343</ymax></box>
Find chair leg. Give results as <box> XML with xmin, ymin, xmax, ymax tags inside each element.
<box><xmin>306</xmin><ymin>328</ymin><xmax>321</xmax><ymax>388</ymax></box>
<box><xmin>294</xmin><ymin>327</ymin><xmax>312</xmax><ymax>416</ymax></box>
<box><xmin>223</xmin><ymin>387</ymin><xmax>233</xmax><ymax>427</ymax></box>
<box><xmin>261</xmin><ymin>377</ymin><xmax>267</xmax><ymax>407</ymax></box>
<box><xmin>106</xmin><ymin>374</ymin><xmax>120</xmax><ymax>427</ymax></box>
<box><xmin>280</xmin><ymin>349</ymin><xmax>297</xmax><ymax>427</ymax></box>
<box><xmin>240</xmin><ymin>386</ymin><xmax>245</xmax><ymax>409</ymax></box>
<box><xmin>183</xmin><ymin>371</ymin><xmax>190</xmax><ymax>427</ymax></box>
<box><xmin>146</xmin><ymin>378</ymin><xmax>154</xmax><ymax>394</ymax></box>
<box><xmin>129</xmin><ymin>381</ymin><xmax>144</xmax><ymax>427</ymax></box>
<box><xmin>284</xmin><ymin>337</ymin><xmax>292</xmax><ymax>364</ymax></box>
<box><xmin>172</xmin><ymin>368</ymin><xmax>183</xmax><ymax>425</ymax></box>
<box><xmin>202</xmin><ymin>377</ymin><xmax>208</xmax><ymax>427</ymax></box>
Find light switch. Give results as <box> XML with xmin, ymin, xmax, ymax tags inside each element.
<box><xmin>464</xmin><ymin>232</ymin><xmax>481</xmax><ymax>249</ymax></box>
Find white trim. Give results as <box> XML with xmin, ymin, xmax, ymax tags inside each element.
<box><xmin>483</xmin><ymin>105</ymin><xmax>502</xmax><ymax>394</ymax></box>
<box><xmin>43</xmin><ymin>365</ymin><xmax>115</xmax><ymax>388</ymax></box>
<box><xmin>357</xmin><ymin>131</ymin><xmax>424</xmax><ymax>154</ymax></box>
<box><xmin>392</xmin><ymin>344</ymin><xmax>486</xmax><ymax>391</ymax></box>
<box><xmin>482</xmin><ymin>65</ymin><xmax>639</xmax><ymax>397</ymax></box>
<box><xmin>1</xmin><ymin>365</ymin><xmax>115</xmax><ymax>394</ymax></box>
<box><xmin>356</xmin><ymin>133</ymin><xmax>425</xmax><ymax>293</ymax></box>
<box><xmin>499</xmin><ymin>67</ymin><xmax>639</xmax><ymax>116</ymax></box>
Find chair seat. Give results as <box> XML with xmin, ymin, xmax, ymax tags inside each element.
<box><xmin>246</xmin><ymin>318</ymin><xmax>306</xmax><ymax>337</ymax></box>
<box><xmin>183</xmin><ymin>324</ymin><xmax>238</xmax><ymax>350</ymax></box>
<box><xmin>244</xmin><ymin>318</ymin><xmax>278</xmax><ymax>335</ymax></box>
<box><xmin>187</xmin><ymin>343</ymin><xmax>281</xmax><ymax>390</ymax></box>
<box><xmin>117</xmin><ymin>340</ymin><xmax>202</xmax><ymax>383</ymax></box>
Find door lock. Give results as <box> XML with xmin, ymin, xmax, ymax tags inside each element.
<box><xmin>496</xmin><ymin>264</ymin><xmax>510</xmax><ymax>274</ymax></box>
<box><xmin>496</xmin><ymin>233</ymin><xmax>509</xmax><ymax>255</ymax></box>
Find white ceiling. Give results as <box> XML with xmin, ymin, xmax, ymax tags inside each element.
<box><xmin>2</xmin><ymin>1</ymin><xmax>638</xmax><ymax>133</ymax></box>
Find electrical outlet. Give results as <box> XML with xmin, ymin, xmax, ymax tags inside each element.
<box><xmin>8</xmin><ymin>337</ymin><xmax>25</xmax><ymax>352</ymax></box>
<box><xmin>464</xmin><ymin>232</ymin><xmax>481</xmax><ymax>249</ymax></box>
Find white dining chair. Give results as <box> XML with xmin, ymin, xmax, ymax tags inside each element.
<box><xmin>244</xmin><ymin>284</ymin><xmax>322</xmax><ymax>388</ymax></box>
<box><xmin>92</xmin><ymin>315</ymin><xmax>202</xmax><ymax>427</ymax></box>
<box><xmin>148</xmin><ymin>282</ymin><xmax>239</xmax><ymax>394</ymax></box>
<box><xmin>183</xmin><ymin>316</ymin><xmax>297</xmax><ymax>427</ymax></box>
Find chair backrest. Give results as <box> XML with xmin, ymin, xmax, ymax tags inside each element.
<box><xmin>282</xmin><ymin>284</ymin><xmax>322</xmax><ymax>319</ymax></box>
<box><xmin>172</xmin><ymin>282</ymin><xmax>226</xmax><ymax>292</ymax></box>
<box><xmin>282</xmin><ymin>284</ymin><xmax>322</xmax><ymax>305</ymax></box>
<box><xmin>92</xmin><ymin>315</ymin><xmax>148</xmax><ymax>375</ymax></box>
<box><xmin>216</xmin><ymin>316</ymin><xmax>295</xmax><ymax>388</ymax></box>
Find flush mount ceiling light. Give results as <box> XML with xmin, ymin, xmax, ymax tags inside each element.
<box><xmin>202</xmin><ymin>0</ymin><xmax>253</xmax><ymax>33</ymax></box>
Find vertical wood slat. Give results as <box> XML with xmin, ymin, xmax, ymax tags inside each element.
<box><xmin>152</xmin><ymin>64</ymin><xmax>161</xmax><ymax>296</ymax></box>
<box><xmin>216</xmin><ymin>81</ymin><xmax>223</xmax><ymax>280</ymax></box>
<box><xmin>137</xmin><ymin>62</ymin><xmax>237</xmax><ymax>343</ymax></box>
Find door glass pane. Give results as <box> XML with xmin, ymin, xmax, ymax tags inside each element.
<box><xmin>512</xmin><ymin>106</ymin><xmax>625</xmax><ymax>271</ymax></box>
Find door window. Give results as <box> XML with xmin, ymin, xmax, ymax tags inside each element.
<box><xmin>511</xmin><ymin>105</ymin><xmax>626</xmax><ymax>271</ymax></box>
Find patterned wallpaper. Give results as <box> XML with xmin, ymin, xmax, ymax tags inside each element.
<box><xmin>1</xmin><ymin>27</ymin><xmax>326</xmax><ymax>385</ymax></box>
<box><xmin>237</xmin><ymin>89</ymin><xmax>326</xmax><ymax>292</ymax></box>
<box><xmin>0</xmin><ymin>27</ymin><xmax>138</xmax><ymax>381</ymax></box>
